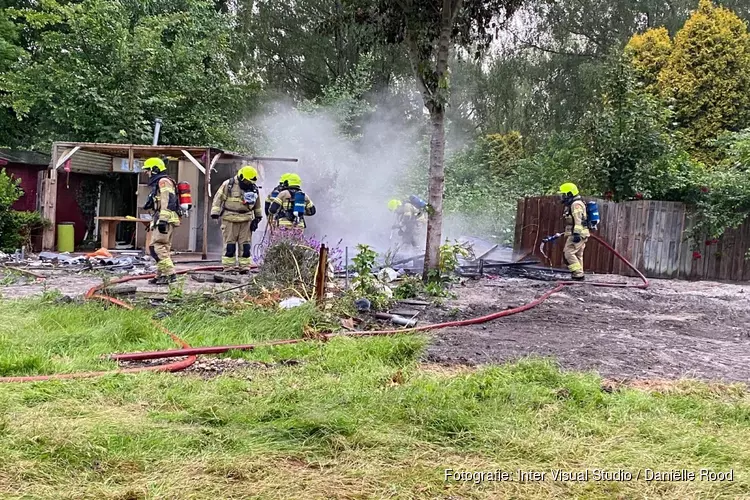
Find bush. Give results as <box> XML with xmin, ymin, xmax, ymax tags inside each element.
<box><xmin>0</xmin><ymin>169</ymin><xmax>46</xmax><ymax>252</ymax></box>
<box><xmin>351</xmin><ymin>244</ymin><xmax>391</xmax><ymax>310</ymax></box>
<box><xmin>255</xmin><ymin>227</ymin><xmax>321</xmax><ymax>298</ymax></box>
<box><xmin>0</xmin><ymin>168</ymin><xmax>22</xmax><ymax>212</ymax></box>
<box><xmin>1</xmin><ymin>211</ymin><xmax>47</xmax><ymax>252</ymax></box>
<box><xmin>688</xmin><ymin>131</ymin><xmax>750</xmax><ymax>243</ymax></box>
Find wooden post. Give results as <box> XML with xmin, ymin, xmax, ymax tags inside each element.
<box><xmin>41</xmin><ymin>145</ymin><xmax>59</xmax><ymax>250</ymax></box>
<box><xmin>202</xmin><ymin>149</ymin><xmax>211</xmax><ymax>260</ymax></box>
<box><xmin>315</xmin><ymin>244</ymin><xmax>329</xmax><ymax>305</ymax></box>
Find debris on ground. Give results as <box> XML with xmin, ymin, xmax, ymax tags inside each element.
<box><xmin>116</xmin><ymin>356</ymin><xmax>302</xmax><ymax>379</ymax></box>
<box><xmin>3</xmin><ymin>248</ymin><xmax>156</xmax><ymax>277</ymax></box>
<box><xmin>279</xmin><ymin>297</ymin><xmax>307</xmax><ymax>309</ymax></box>
<box><xmin>377</xmin><ymin>267</ymin><xmax>399</xmax><ymax>283</ymax></box>
<box><xmin>354</xmin><ymin>298</ymin><xmax>371</xmax><ymax>312</ymax></box>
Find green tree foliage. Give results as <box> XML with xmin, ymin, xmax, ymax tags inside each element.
<box><xmin>478</xmin><ymin>132</ymin><xmax>524</xmax><ymax>178</ymax></box>
<box><xmin>2</xmin><ymin>0</ymin><xmax>259</xmax><ymax>150</ymax></box>
<box><xmin>582</xmin><ymin>57</ymin><xmax>687</xmax><ymax>200</ymax></box>
<box><xmin>689</xmin><ymin>129</ymin><xmax>750</xmax><ymax>241</ymax></box>
<box><xmin>625</xmin><ymin>26</ymin><xmax>672</xmax><ymax>91</ymax></box>
<box><xmin>655</xmin><ymin>0</ymin><xmax>750</xmax><ymax>159</ymax></box>
<box><xmin>511</xmin><ymin>133</ymin><xmax>591</xmax><ymax>197</ymax></box>
<box><xmin>233</xmin><ymin>0</ymin><xmax>409</xmax><ymax>101</ymax></box>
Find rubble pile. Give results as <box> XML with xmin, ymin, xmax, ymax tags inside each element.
<box><xmin>0</xmin><ymin>248</ymin><xmax>157</xmax><ymax>277</ymax></box>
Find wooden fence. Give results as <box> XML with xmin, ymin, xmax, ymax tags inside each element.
<box><xmin>513</xmin><ymin>196</ymin><xmax>750</xmax><ymax>281</ymax></box>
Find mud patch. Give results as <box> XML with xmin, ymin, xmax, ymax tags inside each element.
<box><xmin>425</xmin><ymin>276</ymin><xmax>750</xmax><ymax>383</ymax></box>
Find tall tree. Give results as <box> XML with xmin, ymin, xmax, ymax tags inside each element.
<box><xmin>348</xmin><ymin>0</ymin><xmax>524</xmax><ymax>279</ymax></box>
<box><xmin>625</xmin><ymin>26</ymin><xmax>672</xmax><ymax>92</ymax></box>
<box><xmin>625</xmin><ymin>0</ymin><xmax>750</xmax><ymax>161</ymax></box>
<box><xmin>233</xmin><ymin>0</ymin><xmax>409</xmax><ymax>101</ymax></box>
<box><xmin>491</xmin><ymin>0</ymin><xmax>750</xmax><ymax>137</ymax></box>
<box><xmin>657</xmin><ymin>0</ymin><xmax>750</xmax><ymax>160</ymax></box>
<box><xmin>2</xmin><ymin>0</ymin><xmax>259</xmax><ymax>150</ymax></box>
<box><xmin>0</xmin><ymin>1</ymin><xmax>27</xmax><ymax>147</ymax></box>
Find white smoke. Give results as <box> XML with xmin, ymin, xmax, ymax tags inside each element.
<box><xmin>249</xmin><ymin>93</ymin><xmax>427</xmax><ymax>255</ymax></box>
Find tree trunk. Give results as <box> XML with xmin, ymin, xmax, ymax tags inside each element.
<box><xmin>423</xmin><ymin>105</ymin><xmax>446</xmax><ymax>280</ymax></box>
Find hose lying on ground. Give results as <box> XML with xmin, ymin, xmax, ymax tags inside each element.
<box><xmin>0</xmin><ymin>266</ymin><xmax>223</xmax><ymax>383</ymax></box>
<box><xmin>0</xmin><ymin>234</ymin><xmax>648</xmax><ymax>382</ymax></box>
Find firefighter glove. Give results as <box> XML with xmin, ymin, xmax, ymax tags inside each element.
<box><xmin>572</xmin><ymin>233</ymin><xmax>582</xmax><ymax>243</ymax></box>
<box><xmin>157</xmin><ymin>221</ymin><xmax>168</xmax><ymax>234</ymax></box>
<box><xmin>250</xmin><ymin>218</ymin><xmax>260</xmax><ymax>232</ymax></box>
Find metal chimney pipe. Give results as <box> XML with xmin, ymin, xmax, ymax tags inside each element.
<box><xmin>152</xmin><ymin>118</ymin><xmax>162</xmax><ymax>146</ymax></box>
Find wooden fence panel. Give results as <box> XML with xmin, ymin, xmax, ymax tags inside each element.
<box><xmin>586</xmin><ymin>199</ymin><xmax>619</xmax><ymax>275</ymax></box>
<box><xmin>642</xmin><ymin>201</ymin><xmax>660</xmax><ymax>277</ymax></box>
<box><xmin>513</xmin><ymin>196</ymin><xmax>750</xmax><ymax>281</ymax></box>
<box><xmin>667</xmin><ymin>203</ymin><xmax>685</xmax><ymax>278</ymax></box>
<box><xmin>512</xmin><ymin>198</ymin><xmax>524</xmax><ymax>260</ymax></box>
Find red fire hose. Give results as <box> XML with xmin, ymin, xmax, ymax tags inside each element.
<box><xmin>0</xmin><ymin>234</ymin><xmax>648</xmax><ymax>382</ymax></box>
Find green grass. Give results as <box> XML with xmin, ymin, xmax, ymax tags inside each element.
<box><xmin>0</xmin><ymin>298</ymin><xmax>749</xmax><ymax>498</ymax></box>
<box><xmin>0</xmin><ymin>299</ymin><xmax>319</xmax><ymax>375</ymax></box>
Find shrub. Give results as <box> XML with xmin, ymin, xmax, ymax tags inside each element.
<box><xmin>0</xmin><ymin>169</ymin><xmax>47</xmax><ymax>252</ymax></box>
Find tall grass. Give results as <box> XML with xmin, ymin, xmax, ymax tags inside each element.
<box><xmin>0</xmin><ymin>299</ymin><xmax>748</xmax><ymax>498</ymax></box>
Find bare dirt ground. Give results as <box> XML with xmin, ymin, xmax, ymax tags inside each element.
<box><xmin>425</xmin><ymin>273</ymin><xmax>750</xmax><ymax>383</ymax></box>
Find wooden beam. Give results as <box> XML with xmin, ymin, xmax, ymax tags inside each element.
<box><xmin>250</xmin><ymin>157</ymin><xmax>298</xmax><ymax>162</ymax></box>
<box><xmin>202</xmin><ymin>149</ymin><xmax>211</xmax><ymax>260</ymax></box>
<box><xmin>42</xmin><ymin>145</ymin><xmax>59</xmax><ymax>250</ymax></box>
<box><xmin>181</xmin><ymin>150</ymin><xmax>206</xmax><ymax>175</ymax></box>
<box><xmin>315</xmin><ymin>244</ymin><xmax>329</xmax><ymax>305</ymax></box>
<box><xmin>54</xmin><ymin>146</ymin><xmax>80</xmax><ymax>169</ymax></box>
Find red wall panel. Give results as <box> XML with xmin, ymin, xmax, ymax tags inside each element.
<box><xmin>4</xmin><ymin>164</ymin><xmax>44</xmax><ymax>212</ymax></box>
<box><xmin>55</xmin><ymin>172</ymin><xmax>87</xmax><ymax>244</ymax></box>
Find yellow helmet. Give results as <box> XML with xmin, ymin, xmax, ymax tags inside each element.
<box><xmin>388</xmin><ymin>199</ymin><xmax>402</xmax><ymax>212</ymax></box>
<box><xmin>558</xmin><ymin>182</ymin><xmax>579</xmax><ymax>197</ymax></box>
<box><xmin>238</xmin><ymin>165</ymin><xmax>258</xmax><ymax>183</ymax></box>
<box><xmin>143</xmin><ymin>157</ymin><xmax>166</xmax><ymax>172</ymax></box>
<box><xmin>286</xmin><ymin>173</ymin><xmax>302</xmax><ymax>188</ymax></box>
<box><xmin>279</xmin><ymin>173</ymin><xmax>292</xmax><ymax>185</ymax></box>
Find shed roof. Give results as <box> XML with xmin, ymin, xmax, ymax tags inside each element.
<box><xmin>51</xmin><ymin>142</ymin><xmax>296</xmax><ymax>163</ymax></box>
<box><xmin>0</xmin><ymin>148</ymin><xmax>51</xmax><ymax>166</ymax></box>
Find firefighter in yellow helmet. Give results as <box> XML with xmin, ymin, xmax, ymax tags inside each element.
<box><xmin>388</xmin><ymin>196</ymin><xmax>426</xmax><ymax>247</ymax></box>
<box><xmin>268</xmin><ymin>173</ymin><xmax>316</xmax><ymax>229</ymax></box>
<box><xmin>264</xmin><ymin>173</ymin><xmax>292</xmax><ymax>231</ymax></box>
<box><xmin>559</xmin><ymin>182</ymin><xmax>589</xmax><ymax>281</ymax></box>
<box><xmin>211</xmin><ymin>165</ymin><xmax>262</xmax><ymax>271</ymax></box>
<box><xmin>142</xmin><ymin>157</ymin><xmax>182</xmax><ymax>285</ymax></box>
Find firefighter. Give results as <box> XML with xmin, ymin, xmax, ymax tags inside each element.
<box><xmin>388</xmin><ymin>197</ymin><xmax>426</xmax><ymax>247</ymax></box>
<box><xmin>559</xmin><ymin>182</ymin><xmax>589</xmax><ymax>281</ymax></box>
<box><xmin>142</xmin><ymin>157</ymin><xmax>182</xmax><ymax>285</ymax></box>
<box><xmin>268</xmin><ymin>173</ymin><xmax>316</xmax><ymax>229</ymax></box>
<box><xmin>210</xmin><ymin>165</ymin><xmax>263</xmax><ymax>271</ymax></box>
<box><xmin>264</xmin><ymin>173</ymin><xmax>292</xmax><ymax>231</ymax></box>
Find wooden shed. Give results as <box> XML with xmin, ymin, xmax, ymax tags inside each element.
<box><xmin>40</xmin><ymin>142</ymin><xmax>297</xmax><ymax>258</ymax></box>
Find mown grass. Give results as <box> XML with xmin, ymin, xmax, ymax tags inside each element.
<box><xmin>0</xmin><ymin>298</ymin><xmax>749</xmax><ymax>499</ymax></box>
<box><xmin>0</xmin><ymin>299</ymin><xmax>320</xmax><ymax>375</ymax></box>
